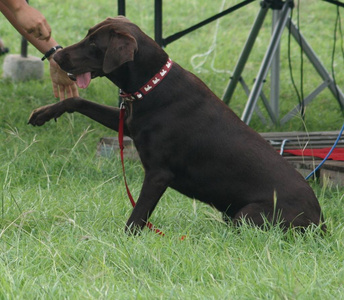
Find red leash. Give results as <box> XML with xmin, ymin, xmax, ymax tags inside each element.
<box><xmin>118</xmin><ymin>104</ymin><xmax>164</xmax><ymax>236</ymax></box>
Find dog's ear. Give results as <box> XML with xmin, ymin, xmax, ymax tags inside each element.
<box><xmin>103</xmin><ymin>32</ymin><xmax>138</xmax><ymax>73</ymax></box>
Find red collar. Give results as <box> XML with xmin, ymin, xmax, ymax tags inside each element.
<box><xmin>120</xmin><ymin>58</ymin><xmax>173</xmax><ymax>101</ymax></box>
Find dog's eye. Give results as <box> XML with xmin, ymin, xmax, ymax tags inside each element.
<box><xmin>89</xmin><ymin>42</ymin><xmax>102</xmax><ymax>58</ymax></box>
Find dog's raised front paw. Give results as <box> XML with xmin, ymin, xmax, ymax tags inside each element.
<box><xmin>28</xmin><ymin>103</ymin><xmax>63</xmax><ymax>126</ymax></box>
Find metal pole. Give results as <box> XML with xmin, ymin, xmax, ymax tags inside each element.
<box><xmin>154</xmin><ymin>0</ymin><xmax>163</xmax><ymax>46</ymax></box>
<box><xmin>288</xmin><ymin>19</ymin><xmax>344</xmax><ymax>109</ymax></box>
<box><xmin>21</xmin><ymin>36</ymin><xmax>27</xmax><ymax>58</ymax></box>
<box><xmin>222</xmin><ymin>2</ymin><xmax>270</xmax><ymax>104</ymax></box>
<box><xmin>270</xmin><ymin>9</ymin><xmax>281</xmax><ymax>121</ymax></box>
<box><xmin>21</xmin><ymin>0</ymin><xmax>28</xmax><ymax>57</ymax></box>
<box><xmin>241</xmin><ymin>0</ymin><xmax>292</xmax><ymax>124</ymax></box>
<box><xmin>118</xmin><ymin>0</ymin><xmax>125</xmax><ymax>15</ymax></box>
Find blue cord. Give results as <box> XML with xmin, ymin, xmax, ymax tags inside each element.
<box><xmin>305</xmin><ymin>123</ymin><xmax>344</xmax><ymax>180</ymax></box>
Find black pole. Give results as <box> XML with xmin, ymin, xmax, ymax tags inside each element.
<box><xmin>118</xmin><ymin>0</ymin><xmax>125</xmax><ymax>15</ymax></box>
<box><xmin>21</xmin><ymin>0</ymin><xmax>28</xmax><ymax>57</ymax></box>
<box><xmin>21</xmin><ymin>36</ymin><xmax>28</xmax><ymax>58</ymax></box>
<box><xmin>154</xmin><ymin>0</ymin><xmax>163</xmax><ymax>46</ymax></box>
<box><xmin>162</xmin><ymin>0</ymin><xmax>255</xmax><ymax>47</ymax></box>
<box><xmin>322</xmin><ymin>0</ymin><xmax>344</xmax><ymax>8</ymax></box>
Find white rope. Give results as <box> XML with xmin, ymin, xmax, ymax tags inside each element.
<box><xmin>190</xmin><ymin>0</ymin><xmax>232</xmax><ymax>75</ymax></box>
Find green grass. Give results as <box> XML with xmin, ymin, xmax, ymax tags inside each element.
<box><xmin>1</xmin><ymin>0</ymin><xmax>344</xmax><ymax>298</ymax></box>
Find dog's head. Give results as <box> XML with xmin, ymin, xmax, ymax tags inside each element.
<box><xmin>54</xmin><ymin>16</ymin><xmax>139</xmax><ymax>89</ymax></box>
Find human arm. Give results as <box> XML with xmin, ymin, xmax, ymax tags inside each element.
<box><xmin>0</xmin><ymin>1</ymin><xmax>79</xmax><ymax>99</ymax></box>
<box><xmin>0</xmin><ymin>0</ymin><xmax>51</xmax><ymax>40</ymax></box>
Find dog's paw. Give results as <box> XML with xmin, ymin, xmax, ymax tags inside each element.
<box><xmin>125</xmin><ymin>222</ymin><xmax>144</xmax><ymax>236</ymax></box>
<box><xmin>28</xmin><ymin>103</ymin><xmax>63</xmax><ymax>126</ymax></box>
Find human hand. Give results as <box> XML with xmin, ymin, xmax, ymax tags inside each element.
<box><xmin>49</xmin><ymin>58</ymin><xmax>79</xmax><ymax>100</ymax></box>
<box><xmin>14</xmin><ymin>5</ymin><xmax>51</xmax><ymax>40</ymax></box>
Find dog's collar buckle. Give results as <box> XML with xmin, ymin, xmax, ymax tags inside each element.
<box><xmin>119</xmin><ymin>58</ymin><xmax>172</xmax><ymax>102</ymax></box>
<box><xmin>119</xmin><ymin>90</ymin><xmax>143</xmax><ymax>102</ymax></box>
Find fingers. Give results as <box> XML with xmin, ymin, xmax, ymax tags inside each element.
<box><xmin>71</xmin><ymin>83</ymin><xmax>79</xmax><ymax>97</ymax></box>
<box><xmin>52</xmin><ymin>83</ymin><xmax>79</xmax><ymax>101</ymax></box>
<box><xmin>65</xmin><ymin>85</ymin><xmax>73</xmax><ymax>99</ymax></box>
<box><xmin>49</xmin><ymin>60</ymin><xmax>79</xmax><ymax>100</ymax></box>
<box><xmin>64</xmin><ymin>84</ymin><xmax>79</xmax><ymax>99</ymax></box>
<box><xmin>52</xmin><ymin>82</ymin><xmax>59</xmax><ymax>98</ymax></box>
<box><xmin>58</xmin><ymin>85</ymin><xmax>66</xmax><ymax>100</ymax></box>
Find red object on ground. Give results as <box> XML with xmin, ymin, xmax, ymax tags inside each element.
<box><xmin>284</xmin><ymin>148</ymin><xmax>344</xmax><ymax>161</ymax></box>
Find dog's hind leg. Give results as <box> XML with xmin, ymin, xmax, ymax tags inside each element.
<box><xmin>125</xmin><ymin>170</ymin><xmax>173</xmax><ymax>235</ymax></box>
<box><xmin>232</xmin><ymin>203</ymin><xmax>282</xmax><ymax>228</ymax></box>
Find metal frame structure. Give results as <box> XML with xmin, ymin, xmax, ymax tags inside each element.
<box><xmin>117</xmin><ymin>0</ymin><xmax>254</xmax><ymax>47</ymax></box>
<box><xmin>118</xmin><ymin>0</ymin><xmax>344</xmax><ymax>125</ymax></box>
<box><xmin>222</xmin><ymin>0</ymin><xmax>344</xmax><ymax>125</ymax></box>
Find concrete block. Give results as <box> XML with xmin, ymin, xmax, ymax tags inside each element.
<box><xmin>3</xmin><ymin>54</ymin><xmax>44</xmax><ymax>81</ymax></box>
<box><xmin>97</xmin><ymin>136</ymin><xmax>140</xmax><ymax>160</ymax></box>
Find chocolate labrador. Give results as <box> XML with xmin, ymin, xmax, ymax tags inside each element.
<box><xmin>28</xmin><ymin>17</ymin><xmax>325</xmax><ymax>233</ymax></box>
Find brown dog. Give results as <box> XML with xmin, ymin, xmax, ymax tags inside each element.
<box><xmin>29</xmin><ymin>17</ymin><xmax>325</xmax><ymax>233</ymax></box>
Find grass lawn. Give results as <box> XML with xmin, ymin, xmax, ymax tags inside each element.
<box><xmin>1</xmin><ymin>0</ymin><xmax>344</xmax><ymax>298</ymax></box>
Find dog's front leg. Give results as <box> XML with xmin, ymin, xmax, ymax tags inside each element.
<box><xmin>125</xmin><ymin>170</ymin><xmax>173</xmax><ymax>235</ymax></box>
<box><xmin>29</xmin><ymin>97</ymin><xmax>128</xmax><ymax>134</ymax></box>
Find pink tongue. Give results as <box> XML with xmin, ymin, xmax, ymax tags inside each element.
<box><xmin>76</xmin><ymin>72</ymin><xmax>92</xmax><ymax>89</ymax></box>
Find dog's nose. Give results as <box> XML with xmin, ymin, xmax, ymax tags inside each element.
<box><xmin>53</xmin><ymin>50</ymin><xmax>65</xmax><ymax>65</ymax></box>
<box><xmin>53</xmin><ymin>50</ymin><xmax>72</xmax><ymax>71</ymax></box>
